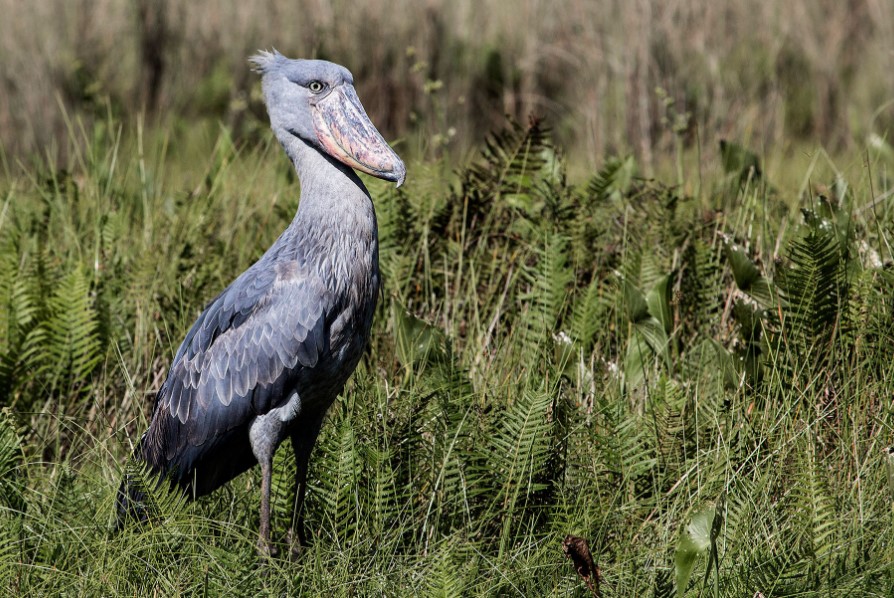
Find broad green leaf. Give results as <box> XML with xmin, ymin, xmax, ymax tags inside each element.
<box><xmin>708</xmin><ymin>339</ymin><xmax>739</xmax><ymax>390</ymax></box>
<box><xmin>732</xmin><ymin>300</ymin><xmax>763</xmax><ymax>344</ymax></box>
<box><xmin>675</xmin><ymin>504</ymin><xmax>716</xmax><ymax>597</ymax></box>
<box><xmin>724</xmin><ymin>242</ymin><xmax>760</xmax><ymax>291</ymax></box>
<box><xmin>623</xmin><ymin>320</ymin><xmax>669</xmax><ymax>390</ymax></box>
<box><xmin>724</xmin><ymin>242</ymin><xmax>774</xmax><ymax>306</ymax></box>
<box><xmin>622</xmin><ymin>277</ymin><xmax>650</xmax><ymax>324</ymax></box>
<box><xmin>646</xmin><ymin>272</ymin><xmax>674</xmax><ymax>334</ymax></box>
<box><xmin>392</xmin><ymin>300</ymin><xmax>447</xmax><ymax>368</ymax></box>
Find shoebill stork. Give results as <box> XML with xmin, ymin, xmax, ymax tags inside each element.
<box><xmin>117</xmin><ymin>51</ymin><xmax>405</xmax><ymax>554</ymax></box>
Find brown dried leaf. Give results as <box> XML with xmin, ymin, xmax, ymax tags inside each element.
<box><xmin>562</xmin><ymin>534</ymin><xmax>601</xmax><ymax>596</ymax></box>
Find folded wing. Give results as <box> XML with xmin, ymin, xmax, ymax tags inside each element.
<box><xmin>141</xmin><ymin>261</ymin><xmax>332</xmax><ymax>477</ymax></box>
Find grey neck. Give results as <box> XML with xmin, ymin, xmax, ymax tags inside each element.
<box><xmin>270</xmin><ymin>127</ymin><xmax>379</xmax><ymax>282</ymax></box>
<box><xmin>275</xmin><ymin>126</ymin><xmax>371</xmax><ymax>212</ymax></box>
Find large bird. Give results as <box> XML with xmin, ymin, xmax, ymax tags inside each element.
<box><xmin>117</xmin><ymin>51</ymin><xmax>405</xmax><ymax>554</ymax></box>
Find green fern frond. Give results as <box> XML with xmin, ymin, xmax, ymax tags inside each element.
<box><xmin>425</xmin><ymin>540</ymin><xmax>478</xmax><ymax>597</ymax></box>
<box><xmin>412</xmin><ymin>381</ymin><xmax>482</xmax><ymax>544</ymax></box>
<box><xmin>568</xmin><ymin>277</ymin><xmax>604</xmax><ymax>353</ymax></box>
<box><xmin>40</xmin><ymin>267</ymin><xmax>103</xmax><ymax>391</ymax></box>
<box><xmin>678</xmin><ymin>238</ymin><xmax>724</xmax><ymax>342</ymax></box>
<box><xmin>269</xmin><ymin>436</ymin><xmax>297</xmax><ymax>535</ymax></box>
<box><xmin>743</xmin><ymin>549</ymin><xmax>809</xmax><ymax>596</ymax></box>
<box><xmin>647</xmin><ymin>376</ymin><xmax>688</xmax><ymax>472</ymax></box>
<box><xmin>569</xmin><ymin>156</ymin><xmax>636</xmax><ymax>270</ymax></box>
<box><xmin>487</xmin><ymin>389</ymin><xmax>556</xmax><ymax>546</ymax></box>
<box><xmin>0</xmin><ymin>409</ymin><xmax>25</xmax><ymax>514</ymax></box>
<box><xmin>848</xmin><ymin>268</ymin><xmax>894</xmax><ymax>376</ymax></box>
<box><xmin>585</xmin><ymin>155</ymin><xmax>637</xmax><ymax>203</ymax></box>
<box><xmin>518</xmin><ymin>230</ymin><xmax>573</xmax><ymax>370</ymax></box>
<box><xmin>0</xmin><ymin>253</ymin><xmax>41</xmax><ymax>398</ymax></box>
<box><xmin>377</xmin><ymin>187</ymin><xmax>418</xmax><ymax>297</ymax></box>
<box><xmin>312</xmin><ymin>412</ymin><xmax>362</xmax><ymax>544</ymax></box>
<box><xmin>361</xmin><ymin>442</ymin><xmax>401</xmax><ymax>541</ymax></box>
<box><xmin>464</xmin><ymin>116</ymin><xmax>549</xmax><ymax>200</ymax></box>
<box><xmin>118</xmin><ymin>459</ymin><xmax>191</xmax><ymax>528</ymax></box>
<box><xmin>789</xmin><ymin>448</ymin><xmax>838</xmax><ymax>565</ymax></box>
<box><xmin>777</xmin><ymin>222</ymin><xmax>850</xmax><ymax>375</ymax></box>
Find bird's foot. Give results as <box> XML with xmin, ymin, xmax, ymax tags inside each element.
<box><xmin>257</xmin><ymin>537</ymin><xmax>279</xmax><ymax>563</ymax></box>
<box><xmin>286</xmin><ymin>526</ymin><xmax>309</xmax><ymax>561</ymax></box>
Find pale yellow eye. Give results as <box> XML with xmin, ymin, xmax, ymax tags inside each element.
<box><xmin>308</xmin><ymin>81</ymin><xmax>324</xmax><ymax>93</ymax></box>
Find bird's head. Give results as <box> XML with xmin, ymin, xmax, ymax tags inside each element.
<box><xmin>250</xmin><ymin>50</ymin><xmax>406</xmax><ymax>187</ymax></box>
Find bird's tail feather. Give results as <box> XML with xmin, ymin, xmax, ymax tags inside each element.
<box><xmin>115</xmin><ymin>469</ymin><xmax>151</xmax><ymax>531</ymax></box>
<box><xmin>115</xmin><ymin>439</ymin><xmax>157</xmax><ymax>531</ymax></box>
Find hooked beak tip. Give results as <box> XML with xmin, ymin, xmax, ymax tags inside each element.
<box><xmin>393</xmin><ymin>163</ymin><xmax>407</xmax><ymax>188</ymax></box>
<box><xmin>313</xmin><ymin>86</ymin><xmax>407</xmax><ymax>187</ymax></box>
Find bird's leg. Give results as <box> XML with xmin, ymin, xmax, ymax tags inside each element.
<box><xmin>249</xmin><ymin>415</ymin><xmax>280</xmax><ymax>560</ymax></box>
<box><xmin>288</xmin><ymin>416</ymin><xmax>324</xmax><ymax>558</ymax></box>
<box><xmin>258</xmin><ymin>455</ymin><xmax>275</xmax><ymax>558</ymax></box>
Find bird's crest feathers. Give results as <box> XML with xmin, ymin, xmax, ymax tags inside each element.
<box><xmin>249</xmin><ymin>49</ymin><xmax>284</xmax><ymax>74</ymax></box>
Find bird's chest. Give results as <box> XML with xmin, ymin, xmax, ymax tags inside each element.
<box><xmin>304</xmin><ymin>248</ymin><xmax>379</xmax><ymax>404</ymax></box>
<box><xmin>329</xmin><ymin>273</ymin><xmax>378</xmax><ymax>366</ymax></box>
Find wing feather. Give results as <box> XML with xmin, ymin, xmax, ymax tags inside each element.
<box><xmin>143</xmin><ymin>261</ymin><xmax>332</xmax><ymax>481</ymax></box>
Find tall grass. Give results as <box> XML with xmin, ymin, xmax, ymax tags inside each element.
<box><xmin>2</xmin><ymin>0</ymin><xmax>893</xmax><ymax>172</ymax></box>
<box><xmin>1</xmin><ymin>103</ymin><xmax>894</xmax><ymax>594</ymax></box>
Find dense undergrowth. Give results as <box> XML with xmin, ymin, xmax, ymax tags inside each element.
<box><xmin>1</xmin><ymin>115</ymin><xmax>894</xmax><ymax>596</ymax></box>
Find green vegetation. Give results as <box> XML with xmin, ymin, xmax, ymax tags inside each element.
<box><xmin>2</xmin><ymin>111</ymin><xmax>894</xmax><ymax>596</ymax></box>
<box><xmin>3</xmin><ymin>0</ymin><xmax>893</xmax><ymax>172</ymax></box>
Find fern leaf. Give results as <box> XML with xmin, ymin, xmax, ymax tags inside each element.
<box><xmin>518</xmin><ymin>230</ymin><xmax>573</xmax><ymax>370</ymax></box>
<box><xmin>585</xmin><ymin>155</ymin><xmax>637</xmax><ymax>203</ymax></box>
<box><xmin>361</xmin><ymin>442</ymin><xmax>400</xmax><ymax>541</ymax></box>
<box><xmin>488</xmin><ymin>390</ymin><xmax>556</xmax><ymax>527</ymax></box>
<box><xmin>466</xmin><ymin>117</ymin><xmax>549</xmax><ymax>200</ymax></box>
<box><xmin>568</xmin><ymin>276</ymin><xmax>603</xmax><ymax>353</ymax></box>
<box><xmin>313</xmin><ymin>413</ymin><xmax>362</xmax><ymax>544</ymax></box>
<box><xmin>0</xmin><ymin>409</ymin><xmax>24</xmax><ymax>514</ymax></box>
<box><xmin>40</xmin><ymin>268</ymin><xmax>103</xmax><ymax>390</ymax></box>
<box><xmin>777</xmin><ymin>222</ymin><xmax>849</xmax><ymax>376</ymax></box>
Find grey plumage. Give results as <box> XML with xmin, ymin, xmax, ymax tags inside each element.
<box><xmin>117</xmin><ymin>51</ymin><xmax>405</xmax><ymax>554</ymax></box>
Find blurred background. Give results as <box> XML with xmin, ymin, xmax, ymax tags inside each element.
<box><xmin>1</xmin><ymin>0</ymin><xmax>893</xmax><ymax>173</ymax></box>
